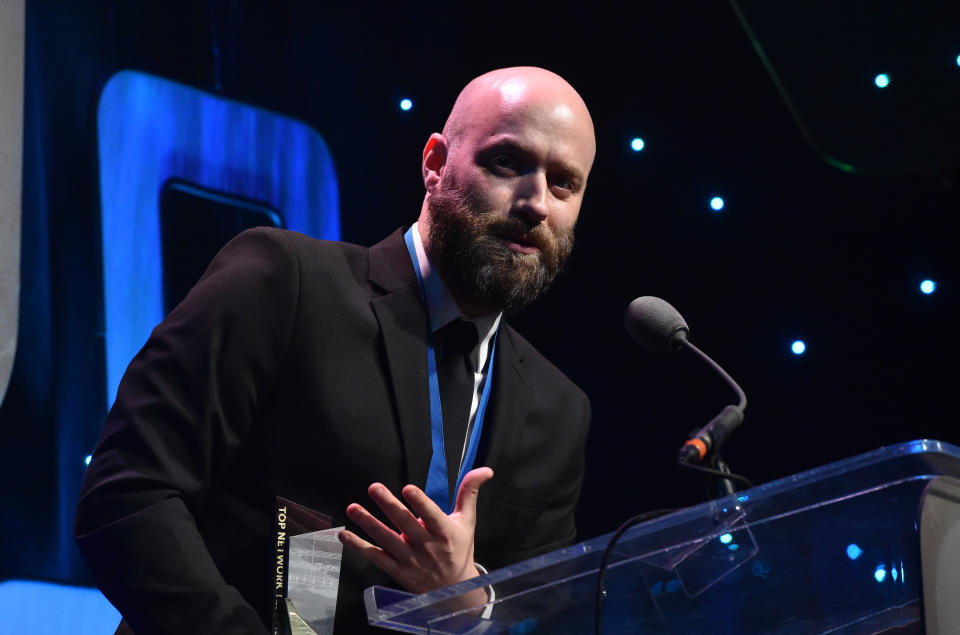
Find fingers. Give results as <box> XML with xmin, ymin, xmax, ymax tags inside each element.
<box><xmin>366</xmin><ymin>483</ymin><xmax>431</xmax><ymax>542</ymax></box>
<box><xmin>453</xmin><ymin>467</ymin><xmax>494</xmax><ymax>520</ymax></box>
<box><xmin>338</xmin><ymin>529</ymin><xmax>399</xmax><ymax>578</ymax></box>
<box><xmin>344</xmin><ymin>502</ymin><xmax>409</xmax><ymax>555</ymax></box>
<box><xmin>401</xmin><ymin>483</ymin><xmax>448</xmax><ymax>530</ymax></box>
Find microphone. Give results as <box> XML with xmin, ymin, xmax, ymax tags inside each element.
<box><xmin>624</xmin><ymin>296</ymin><xmax>747</xmax><ymax>465</ymax></box>
<box><xmin>624</xmin><ymin>296</ymin><xmax>690</xmax><ymax>354</ymax></box>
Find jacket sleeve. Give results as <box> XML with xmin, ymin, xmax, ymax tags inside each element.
<box><xmin>74</xmin><ymin>228</ymin><xmax>301</xmax><ymax>635</ymax></box>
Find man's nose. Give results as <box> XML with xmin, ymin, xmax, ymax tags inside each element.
<box><xmin>512</xmin><ymin>172</ymin><xmax>549</xmax><ymax>222</ymax></box>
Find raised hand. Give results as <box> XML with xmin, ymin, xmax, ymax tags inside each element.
<box><xmin>338</xmin><ymin>467</ymin><xmax>494</xmax><ymax>594</ymax></box>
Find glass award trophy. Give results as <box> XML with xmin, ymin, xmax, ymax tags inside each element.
<box><xmin>272</xmin><ymin>498</ymin><xmax>344</xmax><ymax>635</ymax></box>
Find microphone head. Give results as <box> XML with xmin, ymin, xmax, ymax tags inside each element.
<box><xmin>625</xmin><ymin>296</ymin><xmax>690</xmax><ymax>353</ymax></box>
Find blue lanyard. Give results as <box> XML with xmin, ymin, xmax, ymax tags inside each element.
<box><xmin>404</xmin><ymin>227</ymin><xmax>498</xmax><ymax>514</ymax></box>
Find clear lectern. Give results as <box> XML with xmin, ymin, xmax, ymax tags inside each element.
<box><xmin>363</xmin><ymin>440</ymin><xmax>960</xmax><ymax>634</ymax></box>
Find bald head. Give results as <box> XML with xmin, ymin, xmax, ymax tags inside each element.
<box><xmin>442</xmin><ymin>67</ymin><xmax>596</xmax><ymax>165</ymax></box>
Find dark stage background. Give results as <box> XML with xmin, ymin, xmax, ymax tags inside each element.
<box><xmin>2</xmin><ymin>0</ymin><xmax>959</xmax><ymax>588</ymax></box>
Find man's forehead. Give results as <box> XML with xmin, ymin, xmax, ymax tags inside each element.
<box><xmin>467</xmin><ymin>99</ymin><xmax>595</xmax><ymax>167</ymax></box>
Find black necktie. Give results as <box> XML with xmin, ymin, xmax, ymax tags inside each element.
<box><xmin>436</xmin><ymin>319</ymin><xmax>478</xmax><ymax>500</ymax></box>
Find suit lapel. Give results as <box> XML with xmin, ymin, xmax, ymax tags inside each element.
<box><xmin>368</xmin><ymin>229</ymin><xmax>433</xmax><ymax>488</ymax></box>
<box><xmin>481</xmin><ymin>326</ymin><xmax>531</xmax><ymax>476</ymax></box>
<box><xmin>474</xmin><ymin>325</ymin><xmax>532</xmax><ymax>560</ymax></box>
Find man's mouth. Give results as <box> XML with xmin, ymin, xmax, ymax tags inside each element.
<box><xmin>493</xmin><ymin>232</ymin><xmax>542</xmax><ymax>255</ymax></box>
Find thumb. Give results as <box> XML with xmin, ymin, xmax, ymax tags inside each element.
<box><xmin>453</xmin><ymin>467</ymin><xmax>494</xmax><ymax>521</ymax></box>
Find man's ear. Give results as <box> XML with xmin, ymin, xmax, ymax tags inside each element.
<box><xmin>422</xmin><ymin>133</ymin><xmax>448</xmax><ymax>192</ymax></box>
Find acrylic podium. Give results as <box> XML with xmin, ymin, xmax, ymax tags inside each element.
<box><xmin>364</xmin><ymin>440</ymin><xmax>960</xmax><ymax>634</ymax></box>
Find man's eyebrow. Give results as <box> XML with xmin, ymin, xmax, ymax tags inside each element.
<box><xmin>477</xmin><ymin>136</ymin><xmax>527</xmax><ymax>154</ymax></box>
<box><xmin>478</xmin><ymin>136</ymin><xmax>586</xmax><ymax>185</ymax></box>
<box><xmin>553</xmin><ymin>160</ymin><xmax>586</xmax><ymax>187</ymax></box>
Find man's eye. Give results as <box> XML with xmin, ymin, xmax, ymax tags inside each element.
<box><xmin>550</xmin><ymin>175</ymin><xmax>572</xmax><ymax>191</ymax></box>
<box><xmin>491</xmin><ymin>155</ymin><xmax>518</xmax><ymax>171</ymax></box>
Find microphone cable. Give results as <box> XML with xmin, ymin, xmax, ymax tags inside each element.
<box><xmin>594</xmin><ymin>508</ymin><xmax>677</xmax><ymax>635</ymax></box>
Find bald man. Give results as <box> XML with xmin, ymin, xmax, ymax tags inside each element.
<box><xmin>76</xmin><ymin>67</ymin><xmax>595</xmax><ymax>634</ymax></box>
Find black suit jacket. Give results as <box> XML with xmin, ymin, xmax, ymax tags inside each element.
<box><xmin>75</xmin><ymin>227</ymin><xmax>590</xmax><ymax>634</ymax></box>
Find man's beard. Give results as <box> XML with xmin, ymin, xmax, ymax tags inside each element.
<box><xmin>426</xmin><ymin>175</ymin><xmax>575</xmax><ymax>315</ymax></box>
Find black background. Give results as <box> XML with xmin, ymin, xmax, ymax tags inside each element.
<box><xmin>2</xmin><ymin>0</ymin><xmax>958</xmax><ymax>584</ymax></box>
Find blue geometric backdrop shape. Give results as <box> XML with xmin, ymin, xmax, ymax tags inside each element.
<box><xmin>0</xmin><ymin>579</ymin><xmax>121</xmax><ymax>634</ymax></box>
<box><xmin>97</xmin><ymin>70</ymin><xmax>339</xmax><ymax>408</ymax></box>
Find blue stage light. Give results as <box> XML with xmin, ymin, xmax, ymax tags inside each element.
<box><xmin>400</xmin><ymin>98</ymin><xmax>413</xmax><ymax>111</ymax></box>
<box><xmin>874</xmin><ymin>566</ymin><xmax>887</xmax><ymax>583</ymax></box>
<box><xmin>630</xmin><ymin>137</ymin><xmax>645</xmax><ymax>152</ymax></box>
<box><xmin>719</xmin><ymin>533</ymin><xmax>733</xmax><ymax>544</ymax></box>
<box><xmin>920</xmin><ymin>279</ymin><xmax>936</xmax><ymax>294</ymax></box>
<box><xmin>727</xmin><ymin>543</ymin><xmax>740</xmax><ymax>551</ymax></box>
<box><xmin>84</xmin><ymin>455</ymin><xmax>93</xmax><ymax>467</ymax></box>
<box><xmin>874</xmin><ymin>74</ymin><xmax>890</xmax><ymax>88</ymax></box>
<box><xmin>710</xmin><ymin>196</ymin><xmax>725</xmax><ymax>211</ymax></box>
<box><xmin>891</xmin><ymin>566</ymin><xmax>898</xmax><ymax>581</ymax></box>
<box><xmin>956</xmin><ymin>54</ymin><xmax>960</xmax><ymax>67</ymax></box>
<box><xmin>846</xmin><ymin>544</ymin><xmax>863</xmax><ymax>560</ymax></box>
<box><xmin>791</xmin><ymin>340</ymin><xmax>806</xmax><ymax>355</ymax></box>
